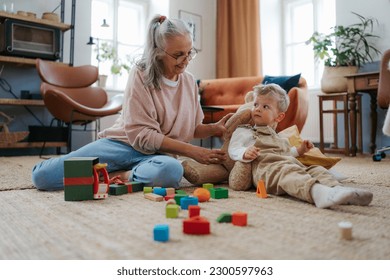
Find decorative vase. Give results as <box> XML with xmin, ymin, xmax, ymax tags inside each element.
<box><xmin>321</xmin><ymin>66</ymin><xmax>358</xmax><ymax>93</ymax></box>
<box><xmin>98</xmin><ymin>75</ymin><xmax>108</xmax><ymax>88</ymax></box>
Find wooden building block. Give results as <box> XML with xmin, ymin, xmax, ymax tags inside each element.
<box><xmin>165</xmin><ymin>188</ymin><xmax>176</xmax><ymax>196</ymax></box>
<box><xmin>109</xmin><ymin>184</ymin><xmax>128</xmax><ymax>195</ymax></box>
<box><xmin>153</xmin><ymin>187</ymin><xmax>167</xmax><ymax>196</ymax></box>
<box><xmin>144</xmin><ymin>192</ymin><xmax>164</xmax><ymax>202</ymax></box>
<box><xmin>209</xmin><ymin>187</ymin><xmax>229</xmax><ymax>199</ymax></box>
<box><xmin>188</xmin><ymin>205</ymin><xmax>201</xmax><ymax>218</ymax></box>
<box><xmin>153</xmin><ymin>224</ymin><xmax>169</xmax><ymax>242</ymax></box>
<box><xmin>164</xmin><ymin>194</ymin><xmax>176</xmax><ymax>201</ymax></box>
<box><xmin>174</xmin><ymin>194</ymin><xmax>188</xmax><ymax>205</ymax></box>
<box><xmin>64</xmin><ymin>157</ymin><xmax>98</xmax><ymax>178</ymax></box>
<box><xmin>175</xmin><ymin>189</ymin><xmax>186</xmax><ymax>195</ymax></box>
<box><xmin>202</xmin><ymin>183</ymin><xmax>214</xmax><ymax>190</ymax></box>
<box><xmin>166</xmin><ymin>204</ymin><xmax>180</xmax><ymax>218</ymax></box>
<box><xmin>193</xmin><ymin>188</ymin><xmax>210</xmax><ymax>202</ymax></box>
<box><xmin>124</xmin><ymin>181</ymin><xmax>143</xmax><ymax>193</ymax></box>
<box><xmin>64</xmin><ymin>185</ymin><xmax>93</xmax><ymax>201</ymax></box>
<box><xmin>183</xmin><ymin>216</ymin><xmax>210</xmax><ymax>235</ymax></box>
<box><xmin>181</xmin><ymin>196</ymin><xmax>199</xmax><ymax>210</ymax></box>
<box><xmin>216</xmin><ymin>213</ymin><xmax>232</xmax><ymax>223</ymax></box>
<box><xmin>232</xmin><ymin>212</ymin><xmax>247</xmax><ymax>226</ymax></box>
<box><xmin>256</xmin><ymin>180</ymin><xmax>268</xmax><ymax>198</ymax></box>
<box><xmin>143</xmin><ymin>186</ymin><xmax>153</xmax><ymax>193</ymax></box>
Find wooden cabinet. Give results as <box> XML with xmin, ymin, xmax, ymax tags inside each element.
<box><xmin>0</xmin><ymin>1</ymin><xmax>75</xmax><ymax>150</ymax></box>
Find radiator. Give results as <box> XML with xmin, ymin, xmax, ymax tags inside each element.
<box><xmin>299</xmin><ymin>90</ymin><xmax>334</xmax><ymax>143</ymax></box>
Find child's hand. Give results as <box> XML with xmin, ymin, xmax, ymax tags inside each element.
<box><xmin>297</xmin><ymin>140</ymin><xmax>314</xmax><ymax>156</ymax></box>
<box><xmin>243</xmin><ymin>146</ymin><xmax>261</xmax><ymax>161</ymax></box>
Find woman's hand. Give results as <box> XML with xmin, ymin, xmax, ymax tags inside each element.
<box><xmin>189</xmin><ymin>145</ymin><xmax>228</xmax><ymax>165</ymax></box>
<box><xmin>213</xmin><ymin>113</ymin><xmax>234</xmax><ymax>135</ymax></box>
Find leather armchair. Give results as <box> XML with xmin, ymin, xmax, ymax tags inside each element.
<box><xmin>36</xmin><ymin>59</ymin><xmax>123</xmax><ymax>152</ymax></box>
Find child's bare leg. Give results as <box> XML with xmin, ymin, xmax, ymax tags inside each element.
<box><xmin>311</xmin><ymin>184</ymin><xmax>373</xmax><ymax>209</ymax></box>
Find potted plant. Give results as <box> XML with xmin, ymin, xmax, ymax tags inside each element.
<box><xmin>307</xmin><ymin>12</ymin><xmax>381</xmax><ymax>93</ymax></box>
<box><xmin>96</xmin><ymin>42</ymin><xmax>131</xmax><ymax>87</ymax></box>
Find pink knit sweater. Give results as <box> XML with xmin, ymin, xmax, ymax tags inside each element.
<box><xmin>99</xmin><ymin>67</ymin><xmax>204</xmax><ymax>154</ymax></box>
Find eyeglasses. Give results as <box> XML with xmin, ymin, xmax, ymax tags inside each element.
<box><xmin>159</xmin><ymin>48</ymin><xmax>197</xmax><ymax>64</ymax></box>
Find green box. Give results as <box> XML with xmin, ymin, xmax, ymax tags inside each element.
<box><xmin>64</xmin><ymin>185</ymin><xmax>94</xmax><ymax>201</ymax></box>
<box><xmin>64</xmin><ymin>157</ymin><xmax>99</xmax><ymax>178</ymax></box>
<box><xmin>109</xmin><ymin>184</ymin><xmax>128</xmax><ymax>195</ymax></box>
<box><xmin>210</xmin><ymin>187</ymin><xmax>229</xmax><ymax>199</ymax></box>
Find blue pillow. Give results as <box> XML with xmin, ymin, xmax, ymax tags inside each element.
<box><xmin>262</xmin><ymin>74</ymin><xmax>301</xmax><ymax>92</ymax></box>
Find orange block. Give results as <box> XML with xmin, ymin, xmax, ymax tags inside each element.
<box><xmin>232</xmin><ymin>212</ymin><xmax>247</xmax><ymax>226</ymax></box>
<box><xmin>256</xmin><ymin>180</ymin><xmax>268</xmax><ymax>198</ymax></box>
<box><xmin>193</xmin><ymin>188</ymin><xmax>210</xmax><ymax>202</ymax></box>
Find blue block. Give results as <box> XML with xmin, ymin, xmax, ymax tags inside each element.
<box><xmin>153</xmin><ymin>187</ymin><xmax>167</xmax><ymax>196</ymax></box>
<box><xmin>153</xmin><ymin>224</ymin><xmax>169</xmax><ymax>242</ymax></box>
<box><xmin>180</xmin><ymin>196</ymin><xmax>199</xmax><ymax>210</ymax></box>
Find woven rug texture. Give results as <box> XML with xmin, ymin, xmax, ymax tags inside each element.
<box><xmin>0</xmin><ymin>155</ymin><xmax>389</xmax><ymax>260</ymax></box>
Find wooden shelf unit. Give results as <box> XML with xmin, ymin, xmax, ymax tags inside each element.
<box><xmin>0</xmin><ymin>99</ymin><xmax>67</xmax><ymax>149</ymax></box>
<box><xmin>0</xmin><ymin>1</ymin><xmax>74</xmax><ymax>151</ymax></box>
<box><xmin>0</xmin><ymin>11</ymin><xmax>71</xmax><ymax>31</ymax></box>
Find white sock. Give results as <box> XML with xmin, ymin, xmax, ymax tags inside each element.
<box><xmin>310</xmin><ymin>184</ymin><xmax>373</xmax><ymax>209</ymax></box>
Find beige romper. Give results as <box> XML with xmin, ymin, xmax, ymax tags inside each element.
<box><xmin>250</xmin><ymin>125</ymin><xmax>339</xmax><ymax>204</ymax></box>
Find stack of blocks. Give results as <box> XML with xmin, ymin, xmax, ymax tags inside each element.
<box><xmin>64</xmin><ymin>157</ymin><xmax>99</xmax><ymax>201</ymax></box>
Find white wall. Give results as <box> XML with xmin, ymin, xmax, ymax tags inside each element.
<box><xmin>336</xmin><ymin>0</ymin><xmax>390</xmax><ymax>152</ymax></box>
<box><xmin>169</xmin><ymin>0</ymin><xmax>217</xmax><ymax>79</ymax></box>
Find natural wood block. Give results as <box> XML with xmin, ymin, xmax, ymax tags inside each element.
<box><xmin>144</xmin><ymin>192</ymin><xmax>164</xmax><ymax>202</ymax></box>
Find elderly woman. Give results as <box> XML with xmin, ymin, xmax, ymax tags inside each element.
<box><xmin>32</xmin><ymin>14</ymin><xmax>231</xmax><ymax>191</ymax></box>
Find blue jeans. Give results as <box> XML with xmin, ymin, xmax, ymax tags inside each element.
<box><xmin>32</xmin><ymin>138</ymin><xmax>184</xmax><ymax>191</ymax></box>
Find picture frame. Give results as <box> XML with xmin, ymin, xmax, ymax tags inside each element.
<box><xmin>179</xmin><ymin>10</ymin><xmax>202</xmax><ymax>51</ymax></box>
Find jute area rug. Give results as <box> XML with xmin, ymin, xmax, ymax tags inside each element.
<box><xmin>0</xmin><ymin>155</ymin><xmax>389</xmax><ymax>260</ymax></box>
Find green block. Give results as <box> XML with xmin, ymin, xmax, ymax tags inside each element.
<box><xmin>217</xmin><ymin>213</ymin><xmax>232</xmax><ymax>223</ymax></box>
<box><xmin>166</xmin><ymin>204</ymin><xmax>180</xmax><ymax>218</ymax></box>
<box><xmin>210</xmin><ymin>187</ymin><xmax>229</xmax><ymax>199</ymax></box>
<box><xmin>64</xmin><ymin>157</ymin><xmax>99</xmax><ymax>178</ymax></box>
<box><xmin>109</xmin><ymin>184</ymin><xmax>128</xmax><ymax>195</ymax></box>
<box><xmin>174</xmin><ymin>194</ymin><xmax>188</xmax><ymax>205</ymax></box>
<box><xmin>202</xmin><ymin>183</ymin><xmax>214</xmax><ymax>190</ymax></box>
<box><xmin>175</xmin><ymin>189</ymin><xmax>186</xmax><ymax>195</ymax></box>
<box><xmin>125</xmin><ymin>181</ymin><xmax>144</xmax><ymax>192</ymax></box>
<box><xmin>143</xmin><ymin>186</ymin><xmax>153</xmax><ymax>193</ymax></box>
<box><xmin>64</xmin><ymin>185</ymin><xmax>94</xmax><ymax>201</ymax></box>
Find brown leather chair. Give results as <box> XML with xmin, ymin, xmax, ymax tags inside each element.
<box><xmin>373</xmin><ymin>49</ymin><xmax>390</xmax><ymax>161</ymax></box>
<box><xmin>36</xmin><ymin>59</ymin><xmax>123</xmax><ymax>153</ymax></box>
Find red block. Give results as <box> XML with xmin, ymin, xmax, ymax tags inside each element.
<box><xmin>188</xmin><ymin>205</ymin><xmax>201</xmax><ymax>218</ymax></box>
<box><xmin>232</xmin><ymin>212</ymin><xmax>247</xmax><ymax>226</ymax></box>
<box><xmin>183</xmin><ymin>216</ymin><xmax>210</xmax><ymax>235</ymax></box>
<box><xmin>64</xmin><ymin>176</ymin><xmax>94</xmax><ymax>186</ymax></box>
<box><xmin>164</xmin><ymin>194</ymin><xmax>176</xmax><ymax>201</ymax></box>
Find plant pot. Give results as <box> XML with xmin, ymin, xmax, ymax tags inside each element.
<box><xmin>321</xmin><ymin>66</ymin><xmax>358</xmax><ymax>93</ymax></box>
<box><xmin>98</xmin><ymin>75</ymin><xmax>108</xmax><ymax>88</ymax></box>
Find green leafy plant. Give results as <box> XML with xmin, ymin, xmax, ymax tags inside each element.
<box><xmin>306</xmin><ymin>12</ymin><xmax>381</xmax><ymax>67</ymax></box>
<box><xmin>96</xmin><ymin>42</ymin><xmax>130</xmax><ymax>75</ymax></box>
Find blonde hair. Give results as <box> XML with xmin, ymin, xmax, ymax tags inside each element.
<box><xmin>252</xmin><ymin>83</ymin><xmax>290</xmax><ymax>112</ymax></box>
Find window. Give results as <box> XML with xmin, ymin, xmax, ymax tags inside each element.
<box><xmin>91</xmin><ymin>0</ymin><xmax>148</xmax><ymax>90</ymax></box>
<box><xmin>283</xmin><ymin>0</ymin><xmax>335</xmax><ymax>88</ymax></box>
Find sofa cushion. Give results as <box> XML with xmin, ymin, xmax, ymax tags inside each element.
<box><xmin>262</xmin><ymin>73</ymin><xmax>301</xmax><ymax>92</ymax></box>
